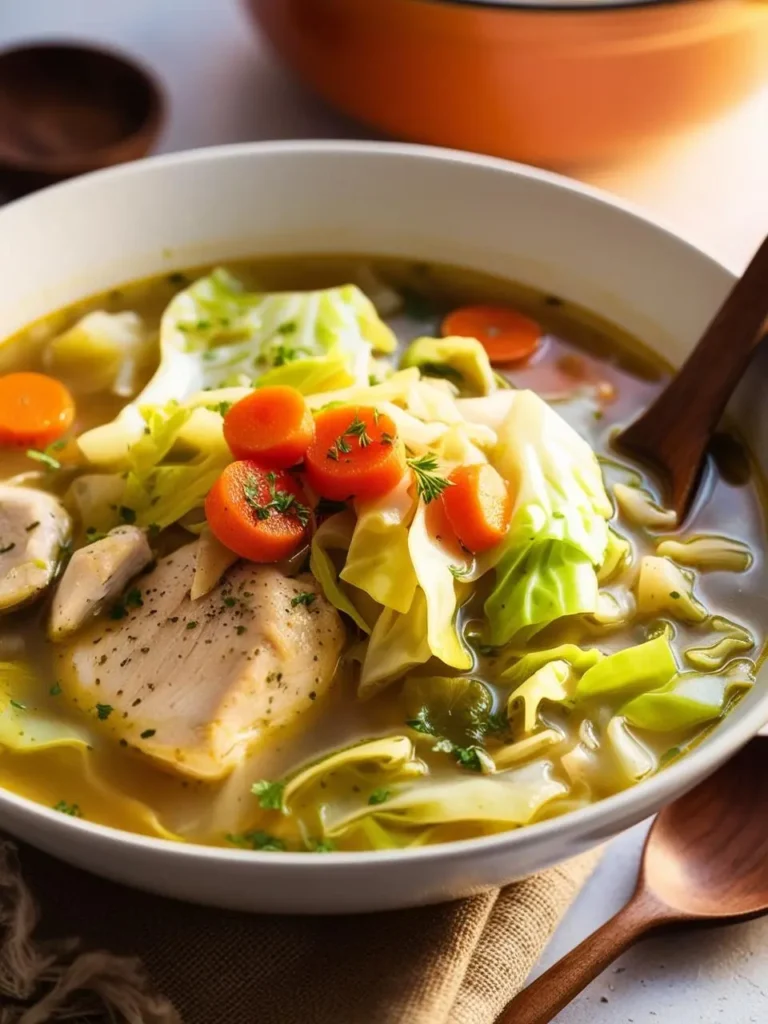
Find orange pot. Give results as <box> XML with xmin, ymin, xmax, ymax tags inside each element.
<box><xmin>245</xmin><ymin>0</ymin><xmax>768</xmax><ymax>168</ymax></box>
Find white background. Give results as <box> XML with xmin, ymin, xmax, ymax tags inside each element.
<box><xmin>2</xmin><ymin>1</ymin><xmax>768</xmax><ymax>1020</ymax></box>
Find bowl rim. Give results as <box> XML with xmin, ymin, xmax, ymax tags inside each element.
<box><xmin>0</xmin><ymin>138</ymin><xmax>758</xmax><ymax>871</ymax></box>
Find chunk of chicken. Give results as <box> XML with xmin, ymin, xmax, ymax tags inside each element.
<box><xmin>0</xmin><ymin>485</ymin><xmax>71</xmax><ymax>613</ymax></box>
<box><xmin>49</xmin><ymin>526</ymin><xmax>153</xmax><ymax>640</ymax></box>
<box><xmin>55</xmin><ymin>541</ymin><xmax>346</xmax><ymax>779</ymax></box>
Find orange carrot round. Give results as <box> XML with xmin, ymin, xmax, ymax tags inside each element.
<box><xmin>304</xmin><ymin>406</ymin><xmax>406</xmax><ymax>502</ymax></box>
<box><xmin>0</xmin><ymin>372</ymin><xmax>75</xmax><ymax>448</ymax></box>
<box><xmin>441</xmin><ymin>463</ymin><xmax>512</xmax><ymax>553</ymax></box>
<box><xmin>205</xmin><ymin>461</ymin><xmax>310</xmax><ymax>563</ymax></box>
<box><xmin>223</xmin><ymin>386</ymin><xmax>315</xmax><ymax>467</ymax></box>
<box><xmin>442</xmin><ymin>305</ymin><xmax>542</xmax><ymax>365</ymax></box>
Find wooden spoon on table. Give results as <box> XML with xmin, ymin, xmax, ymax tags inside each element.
<box><xmin>618</xmin><ymin>234</ymin><xmax>768</xmax><ymax>520</ymax></box>
<box><xmin>496</xmin><ymin>737</ymin><xmax>768</xmax><ymax>1024</ymax></box>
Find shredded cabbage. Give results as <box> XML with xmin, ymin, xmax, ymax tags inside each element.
<box><xmin>613</xmin><ymin>483</ymin><xmax>677</xmax><ymax>529</ymax></box>
<box><xmin>0</xmin><ymin>662</ymin><xmax>179</xmax><ymax>839</ymax></box>
<box><xmin>655</xmin><ymin>535</ymin><xmax>753</xmax><ymax>574</ymax></box>
<box><xmin>341</xmin><ymin>475</ymin><xmax>418</xmax><ymax>614</ymax></box>
<box><xmin>408</xmin><ymin>501</ymin><xmax>473</xmax><ymax>671</ymax></box>
<box><xmin>574</xmin><ymin>635</ymin><xmax>677</xmax><ymax>700</ymax></box>
<box><xmin>484</xmin><ymin>390</ymin><xmax>612</xmax><ymax>645</ymax></box>
<box><xmin>44</xmin><ymin>310</ymin><xmax>155</xmax><ymax>398</ymax></box>
<box><xmin>400</xmin><ymin>335</ymin><xmax>495</xmax><ymax>396</ymax></box>
<box><xmin>310</xmin><ymin>513</ymin><xmax>373</xmax><ymax>633</ymax></box>
<box><xmin>635</xmin><ymin>556</ymin><xmax>707</xmax><ymax>623</ymax></box>
<box><xmin>499</xmin><ymin>644</ymin><xmax>604</xmax><ymax>687</ymax></box>
<box><xmin>507</xmin><ymin>661</ymin><xmax>571</xmax><ymax>735</ymax></box>
<box><xmin>359</xmin><ymin>590</ymin><xmax>432</xmax><ymax>698</ymax></box>
<box><xmin>619</xmin><ymin>670</ymin><xmax>751</xmax><ymax>732</ymax></box>
<box><xmin>323</xmin><ymin>760</ymin><xmax>567</xmax><ymax>838</ymax></box>
<box><xmin>78</xmin><ymin>270</ymin><xmax>396</xmax><ymax>466</ymax></box>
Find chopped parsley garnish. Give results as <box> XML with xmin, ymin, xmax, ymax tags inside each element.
<box><xmin>291</xmin><ymin>592</ymin><xmax>316</xmax><ymax>608</ymax></box>
<box><xmin>49</xmin><ymin>682</ymin><xmax>62</xmax><ymax>697</ymax></box>
<box><xmin>407</xmin><ymin>453</ymin><xmax>452</xmax><ymax>504</ymax></box>
<box><xmin>207</xmin><ymin>401</ymin><xmax>233</xmax><ymax>416</ymax></box>
<box><xmin>345</xmin><ymin>413</ymin><xmax>372</xmax><ymax>447</ymax></box>
<box><xmin>223</xmin><ymin>596</ymin><xmax>237</xmax><ymax>608</ymax></box>
<box><xmin>243</xmin><ymin>472</ymin><xmax>310</xmax><ymax>527</ymax></box>
<box><xmin>0</xmin><ymin>542</ymin><xmax>15</xmax><ymax>555</ymax></box>
<box><xmin>251</xmin><ymin>779</ymin><xmax>285</xmax><ymax>811</ymax></box>
<box><xmin>140</xmin><ymin>729</ymin><xmax>157</xmax><ymax>739</ymax></box>
<box><xmin>9</xmin><ymin>699</ymin><xmax>26</xmax><ymax>711</ymax></box>
<box><xmin>272</xmin><ymin>344</ymin><xmax>310</xmax><ymax>367</ymax></box>
<box><xmin>53</xmin><ymin>801</ymin><xmax>82</xmax><ymax>817</ymax></box>
<box><xmin>186</xmin><ymin>621</ymin><xmax>198</xmax><ymax>630</ymax></box>
<box><xmin>406</xmin><ymin>706</ymin><xmax>496</xmax><ymax>773</ymax></box>
<box><xmin>119</xmin><ymin>506</ymin><xmax>137</xmax><ymax>525</ymax></box>
<box><xmin>405</xmin><ymin>707</ymin><xmax>434</xmax><ymax>735</ymax></box>
<box><xmin>484</xmin><ymin>710</ymin><xmax>510</xmax><ymax>736</ymax></box>
<box><xmin>669</xmin><ymin>591</ymin><xmax>681</xmax><ymax>600</ymax></box>
<box><xmin>659</xmin><ymin>745</ymin><xmax>683</xmax><ymax>768</ymax></box>
<box><xmin>276</xmin><ymin>321</ymin><xmax>297</xmax><ymax>336</ymax></box>
<box><xmin>125</xmin><ymin>588</ymin><xmax>143</xmax><ymax>609</ymax></box>
<box><xmin>95</xmin><ymin>703</ymin><xmax>114</xmax><ymax>721</ymax></box>
<box><xmin>327</xmin><ymin>412</ymin><xmax>379</xmax><ymax>460</ymax></box>
<box><xmin>368</xmin><ymin>788</ymin><xmax>390</xmax><ymax>806</ymax></box>
<box><xmin>306</xmin><ymin>838</ymin><xmax>335</xmax><ymax>853</ymax></box>
<box><xmin>26</xmin><ymin>448</ymin><xmax>61</xmax><ymax>471</ymax></box>
<box><xmin>227</xmin><ymin>830</ymin><xmax>286</xmax><ymax>851</ymax></box>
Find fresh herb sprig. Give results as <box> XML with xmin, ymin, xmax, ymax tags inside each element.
<box><xmin>407</xmin><ymin>453</ymin><xmax>452</xmax><ymax>504</ymax></box>
<box><xmin>243</xmin><ymin>472</ymin><xmax>310</xmax><ymax>527</ymax></box>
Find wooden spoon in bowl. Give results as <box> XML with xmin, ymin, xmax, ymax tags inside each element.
<box><xmin>618</xmin><ymin>234</ymin><xmax>768</xmax><ymax>520</ymax></box>
<box><xmin>496</xmin><ymin>736</ymin><xmax>768</xmax><ymax>1024</ymax></box>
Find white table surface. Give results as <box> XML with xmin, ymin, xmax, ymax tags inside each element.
<box><xmin>4</xmin><ymin>2</ymin><xmax>768</xmax><ymax>1021</ymax></box>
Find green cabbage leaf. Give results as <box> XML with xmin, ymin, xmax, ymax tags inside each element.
<box><xmin>484</xmin><ymin>390</ymin><xmax>612</xmax><ymax>645</ymax></box>
<box><xmin>78</xmin><ymin>269</ymin><xmax>396</xmax><ymax>466</ymax></box>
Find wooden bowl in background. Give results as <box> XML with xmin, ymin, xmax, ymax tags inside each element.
<box><xmin>0</xmin><ymin>43</ymin><xmax>164</xmax><ymax>195</ymax></box>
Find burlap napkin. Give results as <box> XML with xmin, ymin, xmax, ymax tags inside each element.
<box><xmin>0</xmin><ymin>838</ymin><xmax>602</xmax><ymax>1024</ymax></box>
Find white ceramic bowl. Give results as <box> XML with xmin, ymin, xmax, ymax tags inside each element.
<box><xmin>0</xmin><ymin>142</ymin><xmax>764</xmax><ymax>914</ymax></box>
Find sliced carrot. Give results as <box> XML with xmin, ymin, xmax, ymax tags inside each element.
<box><xmin>441</xmin><ymin>463</ymin><xmax>512</xmax><ymax>554</ymax></box>
<box><xmin>304</xmin><ymin>406</ymin><xmax>406</xmax><ymax>502</ymax></box>
<box><xmin>442</xmin><ymin>305</ymin><xmax>542</xmax><ymax>365</ymax></box>
<box><xmin>223</xmin><ymin>386</ymin><xmax>315</xmax><ymax>467</ymax></box>
<box><xmin>0</xmin><ymin>372</ymin><xmax>75</xmax><ymax>448</ymax></box>
<box><xmin>205</xmin><ymin>461</ymin><xmax>310</xmax><ymax>563</ymax></box>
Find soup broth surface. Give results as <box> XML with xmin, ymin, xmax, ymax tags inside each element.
<box><xmin>0</xmin><ymin>256</ymin><xmax>764</xmax><ymax>851</ymax></box>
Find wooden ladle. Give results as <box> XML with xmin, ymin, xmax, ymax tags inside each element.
<box><xmin>496</xmin><ymin>737</ymin><xmax>768</xmax><ymax>1024</ymax></box>
<box><xmin>618</xmin><ymin>234</ymin><xmax>768</xmax><ymax>519</ymax></box>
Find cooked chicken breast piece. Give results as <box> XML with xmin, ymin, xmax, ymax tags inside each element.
<box><xmin>0</xmin><ymin>485</ymin><xmax>71</xmax><ymax>613</ymax></box>
<box><xmin>49</xmin><ymin>525</ymin><xmax>153</xmax><ymax>640</ymax></box>
<box><xmin>55</xmin><ymin>541</ymin><xmax>346</xmax><ymax>779</ymax></box>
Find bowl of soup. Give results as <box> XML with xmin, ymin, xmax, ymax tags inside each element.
<box><xmin>246</xmin><ymin>0</ymin><xmax>768</xmax><ymax>167</ymax></box>
<box><xmin>0</xmin><ymin>141</ymin><xmax>764</xmax><ymax>913</ymax></box>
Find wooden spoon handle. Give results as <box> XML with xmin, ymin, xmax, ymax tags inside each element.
<box><xmin>619</xmin><ymin>234</ymin><xmax>768</xmax><ymax>506</ymax></box>
<box><xmin>495</xmin><ymin>890</ymin><xmax>667</xmax><ymax>1024</ymax></box>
